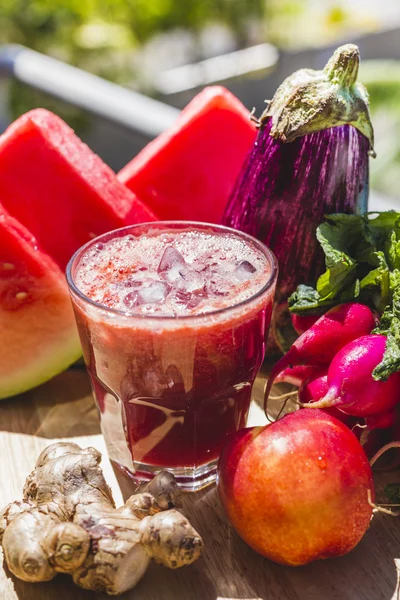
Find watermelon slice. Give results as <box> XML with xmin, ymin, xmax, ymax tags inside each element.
<box><xmin>118</xmin><ymin>86</ymin><xmax>256</xmax><ymax>223</ymax></box>
<box><xmin>0</xmin><ymin>109</ymin><xmax>156</xmax><ymax>270</ymax></box>
<box><xmin>0</xmin><ymin>208</ymin><xmax>81</xmax><ymax>399</ymax></box>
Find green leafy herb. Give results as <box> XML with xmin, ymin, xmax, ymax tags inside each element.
<box><xmin>288</xmin><ymin>285</ymin><xmax>330</xmax><ymax>313</ymax></box>
<box><xmin>289</xmin><ymin>211</ymin><xmax>400</xmax><ymax>381</ymax></box>
<box><xmin>384</xmin><ymin>483</ymin><xmax>400</xmax><ymax>504</ymax></box>
<box><xmin>372</xmin><ymin>286</ymin><xmax>400</xmax><ymax>380</ymax></box>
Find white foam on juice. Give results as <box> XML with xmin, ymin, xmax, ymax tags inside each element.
<box><xmin>75</xmin><ymin>229</ymin><xmax>270</xmax><ymax>316</ymax></box>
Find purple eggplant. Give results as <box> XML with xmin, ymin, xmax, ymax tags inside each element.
<box><xmin>222</xmin><ymin>44</ymin><xmax>374</xmax><ymax>350</ymax></box>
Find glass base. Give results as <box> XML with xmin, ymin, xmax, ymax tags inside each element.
<box><xmin>114</xmin><ymin>458</ymin><xmax>218</xmax><ymax>492</ymax></box>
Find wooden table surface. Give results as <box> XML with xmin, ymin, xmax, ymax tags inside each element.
<box><xmin>0</xmin><ymin>367</ymin><xmax>399</xmax><ymax>600</ymax></box>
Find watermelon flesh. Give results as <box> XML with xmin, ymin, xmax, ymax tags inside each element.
<box><xmin>0</xmin><ymin>109</ymin><xmax>156</xmax><ymax>270</ymax></box>
<box><xmin>0</xmin><ymin>208</ymin><xmax>81</xmax><ymax>399</ymax></box>
<box><xmin>118</xmin><ymin>86</ymin><xmax>256</xmax><ymax>223</ymax></box>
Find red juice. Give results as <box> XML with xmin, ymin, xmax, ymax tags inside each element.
<box><xmin>67</xmin><ymin>222</ymin><xmax>277</xmax><ymax>490</ymax></box>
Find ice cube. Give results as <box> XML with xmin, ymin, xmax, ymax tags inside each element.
<box><xmin>157</xmin><ymin>246</ymin><xmax>188</xmax><ymax>282</ymax></box>
<box><xmin>207</xmin><ymin>278</ymin><xmax>228</xmax><ymax>296</ymax></box>
<box><xmin>234</xmin><ymin>260</ymin><xmax>256</xmax><ymax>281</ymax></box>
<box><xmin>173</xmin><ymin>289</ymin><xmax>191</xmax><ymax>305</ymax></box>
<box><xmin>179</xmin><ymin>270</ymin><xmax>205</xmax><ymax>294</ymax></box>
<box><xmin>139</xmin><ymin>281</ymin><xmax>171</xmax><ymax>305</ymax></box>
<box><xmin>123</xmin><ymin>278</ymin><xmax>142</xmax><ymax>288</ymax></box>
<box><xmin>186</xmin><ymin>294</ymin><xmax>205</xmax><ymax>309</ymax></box>
<box><xmin>173</xmin><ymin>288</ymin><xmax>205</xmax><ymax>310</ymax></box>
<box><xmin>123</xmin><ymin>281</ymin><xmax>171</xmax><ymax>308</ymax></box>
<box><xmin>198</xmin><ymin>261</ymin><xmax>219</xmax><ymax>276</ymax></box>
<box><xmin>123</xmin><ymin>290</ymin><xmax>141</xmax><ymax>309</ymax></box>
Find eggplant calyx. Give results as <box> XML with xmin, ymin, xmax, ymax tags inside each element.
<box><xmin>260</xmin><ymin>43</ymin><xmax>375</xmax><ymax>155</ymax></box>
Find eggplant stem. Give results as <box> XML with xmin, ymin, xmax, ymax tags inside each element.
<box><xmin>249</xmin><ymin>107</ymin><xmax>260</xmax><ymax>127</ymax></box>
<box><xmin>260</xmin><ymin>43</ymin><xmax>374</xmax><ymax>150</ymax></box>
<box><xmin>368</xmin><ymin>489</ymin><xmax>400</xmax><ymax>517</ymax></box>
<box><xmin>324</xmin><ymin>43</ymin><xmax>359</xmax><ymax>87</ymax></box>
<box><xmin>369</xmin><ymin>441</ymin><xmax>400</xmax><ymax>468</ymax></box>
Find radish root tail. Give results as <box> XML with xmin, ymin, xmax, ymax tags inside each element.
<box><xmin>268</xmin><ymin>390</ymin><xmax>298</xmax><ymax>401</ymax></box>
<box><xmin>369</xmin><ymin>441</ymin><xmax>400</xmax><ymax>468</ymax></box>
<box><xmin>367</xmin><ymin>489</ymin><xmax>400</xmax><ymax>517</ymax></box>
<box><xmin>263</xmin><ymin>353</ymin><xmax>294</xmax><ymax>418</ymax></box>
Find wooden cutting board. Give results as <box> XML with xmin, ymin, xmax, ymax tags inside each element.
<box><xmin>0</xmin><ymin>367</ymin><xmax>399</xmax><ymax>600</ymax></box>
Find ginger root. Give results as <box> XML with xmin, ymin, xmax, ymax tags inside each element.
<box><xmin>0</xmin><ymin>442</ymin><xmax>203</xmax><ymax>595</ymax></box>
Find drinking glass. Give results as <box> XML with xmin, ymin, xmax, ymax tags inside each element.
<box><xmin>67</xmin><ymin>222</ymin><xmax>278</xmax><ymax>491</ymax></box>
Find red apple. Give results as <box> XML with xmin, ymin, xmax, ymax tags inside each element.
<box><xmin>217</xmin><ymin>409</ymin><xmax>374</xmax><ymax>566</ymax></box>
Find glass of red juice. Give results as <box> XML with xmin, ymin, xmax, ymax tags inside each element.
<box><xmin>67</xmin><ymin>222</ymin><xmax>278</xmax><ymax>491</ymax></box>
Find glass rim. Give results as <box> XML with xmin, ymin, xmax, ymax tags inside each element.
<box><xmin>66</xmin><ymin>221</ymin><xmax>278</xmax><ymax>321</ymax></box>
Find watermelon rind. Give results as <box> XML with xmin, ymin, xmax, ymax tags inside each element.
<box><xmin>0</xmin><ymin>211</ymin><xmax>82</xmax><ymax>400</ymax></box>
<box><xmin>0</xmin><ymin>334</ymin><xmax>82</xmax><ymax>400</ymax></box>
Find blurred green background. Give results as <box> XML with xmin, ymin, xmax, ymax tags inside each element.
<box><xmin>1</xmin><ymin>0</ymin><xmax>393</xmax><ymax>83</ymax></box>
<box><xmin>1</xmin><ymin>0</ymin><xmax>400</xmax><ymax>199</ymax></box>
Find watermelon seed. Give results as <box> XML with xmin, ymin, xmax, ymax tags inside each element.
<box><xmin>15</xmin><ymin>292</ymin><xmax>28</xmax><ymax>301</ymax></box>
<box><xmin>2</xmin><ymin>263</ymin><xmax>15</xmax><ymax>271</ymax></box>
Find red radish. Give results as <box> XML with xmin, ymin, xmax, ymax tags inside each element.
<box><xmin>298</xmin><ymin>369</ymin><xmax>328</xmax><ymax>403</ymax></box>
<box><xmin>301</xmin><ymin>334</ymin><xmax>400</xmax><ymax>417</ymax></box>
<box><xmin>264</xmin><ymin>303</ymin><xmax>375</xmax><ymax>413</ymax></box>
<box><xmin>217</xmin><ymin>409</ymin><xmax>374</xmax><ymax>566</ymax></box>
<box><xmin>365</xmin><ymin>409</ymin><xmax>397</xmax><ymax>430</ymax></box>
<box><xmin>356</xmin><ymin>426</ymin><xmax>392</xmax><ymax>461</ymax></box>
<box><xmin>275</xmin><ymin>364</ymin><xmax>319</xmax><ymax>387</ymax></box>
<box><xmin>298</xmin><ymin>369</ymin><xmax>353</xmax><ymax>425</ymax></box>
<box><xmin>291</xmin><ymin>313</ymin><xmax>319</xmax><ymax>335</ymax></box>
